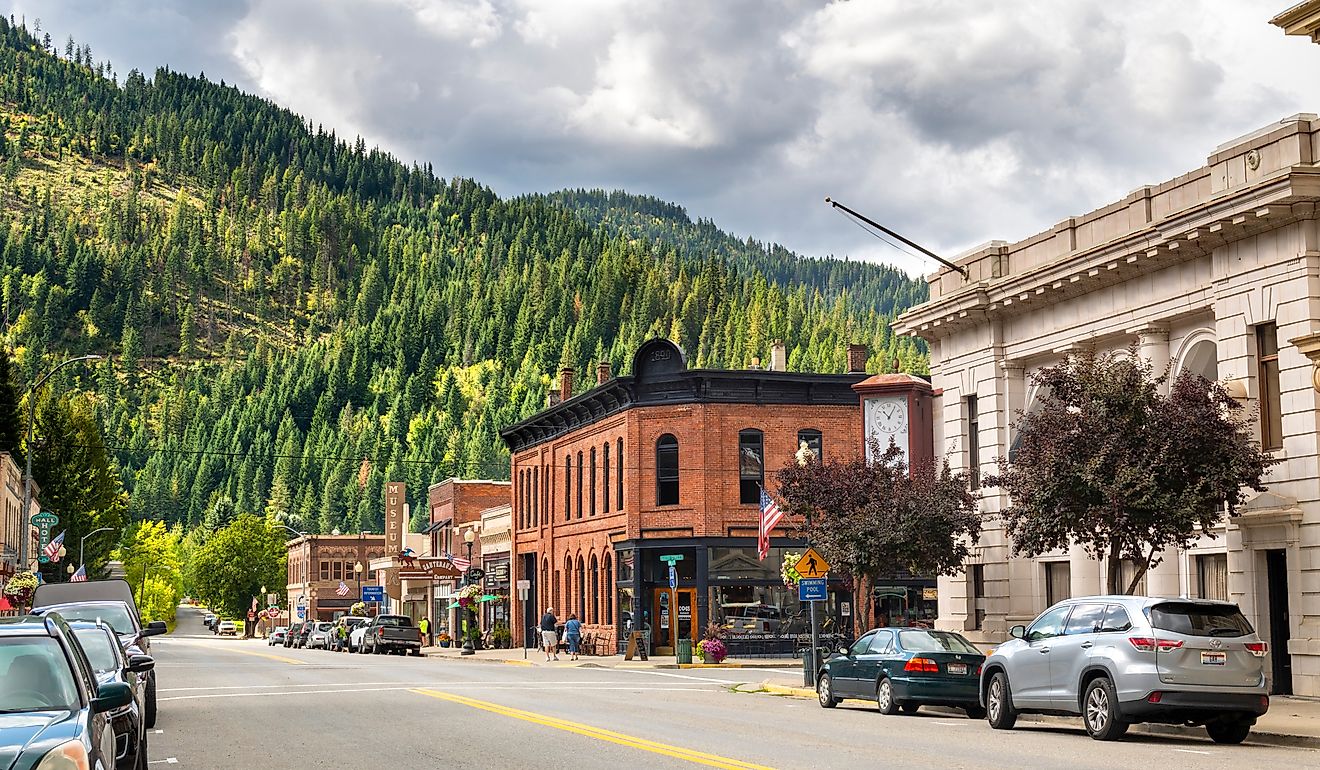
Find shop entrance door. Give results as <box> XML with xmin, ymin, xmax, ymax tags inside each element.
<box><xmin>1265</xmin><ymin>549</ymin><xmax>1293</xmax><ymax>695</ymax></box>
<box><xmin>653</xmin><ymin>588</ymin><xmax>696</xmax><ymax>653</ymax></box>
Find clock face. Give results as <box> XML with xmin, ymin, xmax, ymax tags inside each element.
<box><xmin>875</xmin><ymin>400</ymin><xmax>907</xmax><ymax>433</ymax></box>
<box><xmin>865</xmin><ymin>397</ymin><xmax>911</xmax><ymax>465</ymax></box>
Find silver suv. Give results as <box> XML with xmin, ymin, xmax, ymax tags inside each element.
<box><xmin>980</xmin><ymin>596</ymin><xmax>1270</xmax><ymax>743</ymax></box>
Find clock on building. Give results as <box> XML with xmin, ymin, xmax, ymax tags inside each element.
<box><xmin>855</xmin><ymin>375</ymin><xmax>933</xmax><ymax>469</ymax></box>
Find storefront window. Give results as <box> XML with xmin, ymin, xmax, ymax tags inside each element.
<box><xmin>615</xmin><ymin>549</ymin><xmax>634</xmax><ymax>584</ymax></box>
<box><xmin>708</xmin><ymin>584</ymin><xmax>804</xmax><ymax>635</ymax></box>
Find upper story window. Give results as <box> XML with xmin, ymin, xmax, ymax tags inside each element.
<box><xmin>966</xmin><ymin>395</ymin><xmax>980</xmax><ymax>482</ymax></box>
<box><xmin>576</xmin><ymin>450</ymin><xmax>585</xmax><ymax>518</ymax></box>
<box><xmin>738</xmin><ymin>429</ymin><xmax>764</xmax><ymax>505</ymax></box>
<box><xmin>656</xmin><ymin>434</ymin><xmax>679</xmax><ymax>506</ymax></box>
<box><xmin>796</xmin><ymin>429</ymin><xmax>822</xmax><ymax>463</ymax></box>
<box><xmin>603</xmin><ymin>443</ymin><xmax>611</xmax><ymax>512</ymax></box>
<box><xmin>564</xmin><ymin>455</ymin><xmax>572</xmax><ymax>522</ymax></box>
<box><xmin>616</xmin><ymin>438</ymin><xmax>624</xmax><ymax>509</ymax></box>
<box><xmin>589</xmin><ymin>448</ymin><xmax>597</xmax><ymax>516</ymax></box>
<box><xmin>1256</xmin><ymin>322</ymin><xmax>1282</xmax><ymax>450</ymax></box>
<box><xmin>531</xmin><ymin>467</ymin><xmax>539</xmax><ymax>527</ymax></box>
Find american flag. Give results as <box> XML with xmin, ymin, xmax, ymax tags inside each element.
<box><xmin>70</xmin><ymin>564</ymin><xmax>87</xmax><ymax>582</ymax></box>
<box><xmin>446</xmin><ymin>551</ymin><xmax>471</xmax><ymax>571</ymax></box>
<box><xmin>44</xmin><ymin>531</ymin><xmax>65</xmax><ymax>561</ymax></box>
<box><xmin>335</xmin><ymin>581</ymin><xmax>350</xmax><ymax>597</ymax></box>
<box><xmin>758</xmin><ymin>487</ymin><xmax>783</xmax><ymax>561</ymax></box>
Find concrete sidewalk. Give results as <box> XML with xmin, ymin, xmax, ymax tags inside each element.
<box><xmin>420</xmin><ymin>644</ymin><xmax>802</xmax><ymax>670</ymax></box>
<box><xmin>752</xmin><ymin>673</ymin><xmax>1320</xmax><ymax>749</ymax></box>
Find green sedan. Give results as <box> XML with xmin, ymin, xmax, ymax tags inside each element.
<box><xmin>817</xmin><ymin>628</ymin><xmax>986</xmax><ymax>718</ymax></box>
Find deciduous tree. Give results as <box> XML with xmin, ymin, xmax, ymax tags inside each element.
<box><xmin>188</xmin><ymin>513</ymin><xmax>286</xmax><ymax>620</ymax></box>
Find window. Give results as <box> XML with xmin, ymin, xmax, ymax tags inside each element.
<box><xmin>849</xmin><ymin>632</ymin><xmax>876</xmax><ymax>656</ymax></box>
<box><xmin>319</xmin><ymin>560</ymin><xmax>330</xmax><ymax>581</ymax></box>
<box><xmin>1026</xmin><ymin>604</ymin><xmax>1071</xmax><ymax>641</ymax></box>
<box><xmin>1196</xmin><ymin>553</ymin><xmax>1229</xmax><ymax>601</ymax></box>
<box><xmin>576</xmin><ymin>556</ymin><xmax>586</xmax><ymax>619</ymax></box>
<box><xmin>1149</xmin><ymin>602</ymin><xmax>1253</xmax><ymax>637</ymax></box>
<box><xmin>970</xmin><ymin>563</ymin><xmax>986</xmax><ymax>631</ymax></box>
<box><xmin>656</xmin><ymin>434</ymin><xmax>679</xmax><ymax>506</ymax></box>
<box><xmin>797</xmin><ymin>429</ymin><xmax>822</xmax><ymax>463</ymax></box>
<box><xmin>1257</xmin><ymin>322</ymin><xmax>1282</xmax><ymax>450</ymax></box>
<box><xmin>517</xmin><ymin>470</ymin><xmax>525</xmax><ymax>529</ymax></box>
<box><xmin>1118</xmin><ymin>559</ymin><xmax>1147</xmax><ymax>596</ymax></box>
<box><xmin>576</xmin><ymin>451</ymin><xmax>584</xmax><ymax>518</ymax></box>
<box><xmin>897</xmin><ymin>630</ymin><xmax>982</xmax><ymax>654</ymax></box>
<box><xmin>1044</xmin><ymin>561</ymin><xmax>1071</xmax><ymax>606</ymax></box>
<box><xmin>616</xmin><ymin>438</ymin><xmax>624</xmax><ymax>510</ymax></box>
<box><xmin>590</xmin><ymin>555</ymin><xmax>600</xmax><ymax>625</ymax></box>
<box><xmin>603</xmin><ymin>443</ymin><xmax>611</xmax><ymax>512</ymax></box>
<box><xmin>332</xmin><ymin>561</ymin><xmax>343</xmax><ymax>581</ymax></box>
<box><xmin>589</xmin><ymin>448</ymin><xmax>597</xmax><ymax>516</ymax></box>
<box><xmin>1099</xmin><ymin>604</ymin><xmax>1132</xmax><ymax>633</ymax></box>
<box><xmin>603</xmin><ymin>555</ymin><xmax>613</xmax><ymax>624</ymax></box>
<box><xmin>966</xmin><ymin>395</ymin><xmax>980</xmax><ymax>481</ymax></box>
<box><xmin>738</xmin><ymin>429</ymin><xmax>764</xmax><ymax>505</ymax></box>
<box><xmin>564</xmin><ymin>456</ymin><xmax>572</xmax><ymax>522</ymax></box>
<box><xmin>1063</xmin><ymin>603</ymin><xmax>1106</xmax><ymax>635</ymax></box>
<box><xmin>532</xmin><ymin>467</ymin><xmax>539</xmax><ymax>528</ymax></box>
<box><xmin>867</xmin><ymin>630</ymin><xmax>895</xmax><ymax>654</ymax></box>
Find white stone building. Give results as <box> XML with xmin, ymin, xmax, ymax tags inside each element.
<box><xmin>895</xmin><ymin>114</ymin><xmax>1320</xmax><ymax>696</ymax></box>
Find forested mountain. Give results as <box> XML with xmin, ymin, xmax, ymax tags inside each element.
<box><xmin>0</xmin><ymin>17</ymin><xmax>928</xmax><ymax>534</ymax></box>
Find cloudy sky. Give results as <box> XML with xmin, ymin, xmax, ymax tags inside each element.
<box><xmin>8</xmin><ymin>1</ymin><xmax>1319</xmax><ymax>274</ymax></box>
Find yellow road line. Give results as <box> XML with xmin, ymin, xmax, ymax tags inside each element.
<box><xmin>411</xmin><ymin>688</ymin><xmax>773</xmax><ymax>770</ymax></box>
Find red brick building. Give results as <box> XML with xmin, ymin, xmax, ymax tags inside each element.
<box><xmin>500</xmin><ymin>338</ymin><xmax>870</xmax><ymax>654</ymax></box>
<box><xmin>427</xmin><ymin>479</ymin><xmax>511</xmax><ymax>635</ymax></box>
<box><xmin>285</xmin><ymin>533</ymin><xmax>386</xmax><ymax>622</ymax></box>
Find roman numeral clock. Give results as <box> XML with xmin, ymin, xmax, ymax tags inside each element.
<box><xmin>852</xmin><ymin>373</ymin><xmax>934</xmax><ymax>470</ymax></box>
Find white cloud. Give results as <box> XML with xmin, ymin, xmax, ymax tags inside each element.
<box><xmin>7</xmin><ymin>0</ymin><xmax>1318</xmax><ymax>277</ymax></box>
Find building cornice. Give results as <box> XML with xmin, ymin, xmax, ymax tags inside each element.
<box><xmin>1272</xmin><ymin>0</ymin><xmax>1320</xmax><ymax>42</ymax></box>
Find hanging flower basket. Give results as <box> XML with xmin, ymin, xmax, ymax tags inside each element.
<box><xmin>781</xmin><ymin>552</ymin><xmax>802</xmax><ymax>587</ymax></box>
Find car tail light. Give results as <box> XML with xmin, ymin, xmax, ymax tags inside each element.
<box><xmin>976</xmin><ymin>665</ymin><xmax>983</xmax><ymax>676</ymax></box>
<box><xmin>1128</xmin><ymin>636</ymin><xmax>1184</xmax><ymax>653</ymax></box>
<box><xmin>1245</xmin><ymin>642</ymin><xmax>1268</xmax><ymax>657</ymax></box>
<box><xmin>377</xmin><ymin>628</ymin><xmax>385</xmax><ymax>637</ymax></box>
<box><xmin>1260</xmin><ymin>695</ymin><xmax>1270</xmax><ymax>709</ymax></box>
<box><xmin>1146</xmin><ymin>691</ymin><xmax>1163</xmax><ymax>703</ymax></box>
<box><xmin>904</xmin><ymin>657</ymin><xmax>940</xmax><ymax>673</ymax></box>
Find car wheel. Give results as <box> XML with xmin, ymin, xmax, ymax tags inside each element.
<box><xmin>1206</xmin><ymin>719</ymin><xmax>1252</xmax><ymax>745</ymax></box>
<box><xmin>899</xmin><ymin>703</ymin><xmax>920</xmax><ymax>715</ymax></box>
<box><xmin>144</xmin><ymin>674</ymin><xmax>157</xmax><ymax>729</ymax></box>
<box><xmin>986</xmin><ymin>671</ymin><xmax>1018</xmax><ymax>730</ymax></box>
<box><xmin>1082</xmin><ymin>677</ymin><xmax>1128</xmax><ymax>741</ymax></box>
<box><xmin>964</xmin><ymin>706</ymin><xmax>986</xmax><ymax>720</ymax></box>
<box><xmin>816</xmin><ymin>674</ymin><xmax>839</xmax><ymax>709</ymax></box>
<box><xmin>876</xmin><ymin>678</ymin><xmax>900</xmax><ymax>715</ymax></box>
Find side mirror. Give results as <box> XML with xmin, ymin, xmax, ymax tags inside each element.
<box><xmin>142</xmin><ymin>621</ymin><xmax>168</xmax><ymax>637</ymax></box>
<box><xmin>838</xmin><ymin>646</ymin><xmax>849</xmax><ymax>657</ymax></box>
<box><xmin>126</xmin><ymin>654</ymin><xmax>155</xmax><ymax>674</ymax></box>
<box><xmin>1009</xmin><ymin>625</ymin><xmax>1026</xmax><ymax>640</ymax></box>
<box><xmin>92</xmin><ymin>682</ymin><xmax>133</xmax><ymax>713</ymax></box>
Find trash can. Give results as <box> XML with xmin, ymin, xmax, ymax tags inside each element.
<box><xmin>676</xmin><ymin>638</ymin><xmax>693</xmax><ymax>664</ymax></box>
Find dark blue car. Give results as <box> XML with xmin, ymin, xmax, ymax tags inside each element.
<box><xmin>0</xmin><ymin>614</ymin><xmax>133</xmax><ymax>770</ymax></box>
<box><xmin>818</xmin><ymin>627</ymin><xmax>987</xmax><ymax>718</ymax></box>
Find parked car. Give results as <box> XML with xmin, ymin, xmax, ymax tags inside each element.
<box><xmin>0</xmin><ymin>613</ymin><xmax>135</xmax><ymax>770</ymax></box>
<box><xmin>305</xmin><ymin>622</ymin><xmax>335</xmax><ymax>649</ymax></box>
<box><xmin>269</xmin><ymin>626</ymin><xmax>289</xmax><ymax>646</ymax></box>
<box><xmin>284</xmin><ymin>622</ymin><xmax>305</xmax><ymax>648</ymax></box>
<box><xmin>293</xmin><ymin>622</ymin><xmax>315</xmax><ymax>648</ymax></box>
<box><xmin>30</xmin><ymin>579</ymin><xmax>165</xmax><ymax>729</ymax></box>
<box><xmin>358</xmin><ymin>614</ymin><xmax>423</xmax><ymax>656</ymax></box>
<box><xmin>69</xmin><ymin>620</ymin><xmax>154</xmax><ymax>770</ymax></box>
<box><xmin>203</xmin><ymin>613</ymin><xmax>217</xmax><ymax>629</ymax></box>
<box><xmin>349</xmin><ymin>620</ymin><xmax>371</xmax><ymax>653</ymax></box>
<box><xmin>817</xmin><ymin>628</ymin><xmax>985</xmax><ymax>717</ymax></box>
<box><xmin>981</xmin><ymin>596</ymin><xmax>1270</xmax><ymax>743</ymax></box>
<box><xmin>332</xmin><ymin>617</ymin><xmax>368</xmax><ymax>652</ymax></box>
<box><xmin>216</xmin><ymin>620</ymin><xmax>237</xmax><ymax>637</ymax></box>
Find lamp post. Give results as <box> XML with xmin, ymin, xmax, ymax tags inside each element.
<box><xmin>19</xmin><ymin>354</ymin><xmax>103</xmax><ymax>573</ymax></box>
<box><xmin>65</xmin><ymin>563</ymin><xmax>74</xmax><ymax>580</ymax></box>
<box><xmin>79</xmin><ymin>527</ymin><xmax>113</xmax><ymax>572</ymax></box>
<box><xmin>461</xmin><ymin>528</ymin><xmax>476</xmax><ymax>656</ymax></box>
<box><xmin>354</xmin><ymin>561</ymin><xmax>363</xmax><ymax>600</ymax></box>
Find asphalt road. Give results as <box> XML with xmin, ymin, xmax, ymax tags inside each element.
<box><xmin>149</xmin><ymin>606</ymin><xmax>1316</xmax><ymax>769</ymax></box>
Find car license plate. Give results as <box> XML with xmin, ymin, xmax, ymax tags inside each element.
<box><xmin>1201</xmin><ymin>651</ymin><xmax>1227</xmax><ymax>665</ymax></box>
<box><xmin>947</xmin><ymin>663</ymin><xmax>968</xmax><ymax>675</ymax></box>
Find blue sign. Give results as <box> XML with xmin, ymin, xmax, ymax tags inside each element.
<box><xmin>361</xmin><ymin>586</ymin><xmax>385</xmax><ymax>603</ymax></box>
<box><xmin>798</xmin><ymin>578</ymin><xmax>827</xmax><ymax>602</ymax></box>
<box><xmin>296</xmin><ymin>607</ymin><xmax>306</xmax><ymax>619</ymax></box>
<box><xmin>668</xmin><ymin>565</ymin><xmax>677</xmax><ymax>589</ymax></box>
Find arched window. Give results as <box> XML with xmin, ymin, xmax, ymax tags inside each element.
<box><xmin>589</xmin><ymin>554</ymin><xmax>600</xmax><ymax>625</ymax></box>
<box><xmin>531</xmin><ymin>466</ymin><xmax>539</xmax><ymax>528</ymax></box>
<box><xmin>564</xmin><ymin>455</ymin><xmax>572</xmax><ymax>522</ymax></box>
<box><xmin>603</xmin><ymin>442</ymin><xmax>611</xmax><ymax>512</ymax></box>
<box><xmin>797</xmin><ymin>428</ymin><xmax>823</xmax><ymax>463</ymax></box>
<box><xmin>520</xmin><ymin>469</ymin><xmax>528</xmax><ymax>529</ymax></box>
<box><xmin>576</xmin><ymin>450</ymin><xmax>585</xmax><ymax>518</ymax></box>
<box><xmin>541</xmin><ymin>557</ymin><xmax>549</xmax><ymax>610</ymax></box>
<box><xmin>616</xmin><ymin>437</ymin><xmax>624</xmax><ymax>510</ymax></box>
<box><xmin>603</xmin><ymin>554</ymin><xmax>613</xmax><ymax>625</ymax></box>
<box><xmin>738</xmin><ymin>429</ymin><xmax>764</xmax><ymax>504</ymax></box>
<box><xmin>589</xmin><ymin>447</ymin><xmax>597</xmax><ymax>516</ymax></box>
<box><xmin>576</xmin><ymin>555</ymin><xmax>586</xmax><ymax>620</ymax></box>
<box><xmin>656</xmin><ymin>434</ymin><xmax>679</xmax><ymax>506</ymax></box>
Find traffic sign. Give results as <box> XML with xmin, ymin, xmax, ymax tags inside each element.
<box><xmin>659</xmin><ymin>554</ymin><xmax>684</xmax><ymax>563</ymax></box>
<box><xmin>798</xmin><ymin>577</ymin><xmax>827</xmax><ymax>601</ymax></box>
<box><xmin>361</xmin><ymin>585</ymin><xmax>385</xmax><ymax>602</ymax></box>
<box><xmin>516</xmin><ymin>579</ymin><xmax>531</xmax><ymax>601</ymax></box>
<box><xmin>296</xmin><ymin>595</ymin><xmax>308</xmax><ymax>607</ymax></box>
<box><xmin>794</xmin><ymin>548</ymin><xmax>830</xmax><ymax>579</ymax></box>
<box><xmin>668</xmin><ymin>565</ymin><xmax>677</xmax><ymax>589</ymax></box>
<box><xmin>296</xmin><ymin>607</ymin><xmax>306</xmax><ymax>619</ymax></box>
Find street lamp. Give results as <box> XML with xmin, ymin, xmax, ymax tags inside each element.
<box><xmin>461</xmin><ymin>528</ymin><xmax>476</xmax><ymax>656</ymax></box>
<box><xmin>354</xmin><ymin>561</ymin><xmax>363</xmax><ymax>597</ymax></box>
<box><xmin>79</xmin><ymin>527</ymin><xmax>114</xmax><ymax>570</ymax></box>
<box><xmin>65</xmin><ymin>563</ymin><xmax>74</xmax><ymax>580</ymax></box>
<box><xmin>19</xmin><ymin>354</ymin><xmax>104</xmax><ymax>572</ymax></box>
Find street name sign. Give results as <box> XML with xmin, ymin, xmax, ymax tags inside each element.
<box><xmin>659</xmin><ymin>554</ymin><xmax>683</xmax><ymax>563</ymax></box>
<box><xmin>798</xmin><ymin>577</ymin><xmax>827</xmax><ymax>601</ymax></box>
<box><xmin>793</xmin><ymin>548</ymin><xmax>829</xmax><ymax>579</ymax></box>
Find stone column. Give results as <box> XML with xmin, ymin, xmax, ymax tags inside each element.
<box><xmin>1131</xmin><ymin>323</ymin><xmax>1179</xmax><ymax>596</ymax></box>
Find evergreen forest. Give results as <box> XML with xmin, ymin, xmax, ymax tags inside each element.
<box><xmin>0</xmin><ymin>17</ymin><xmax>929</xmax><ymax>537</ymax></box>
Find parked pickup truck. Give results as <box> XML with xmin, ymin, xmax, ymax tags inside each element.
<box><xmin>358</xmin><ymin>614</ymin><xmax>423</xmax><ymax>656</ymax></box>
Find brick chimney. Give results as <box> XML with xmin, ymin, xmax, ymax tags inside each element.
<box><xmin>769</xmin><ymin>340</ymin><xmax>787</xmax><ymax>372</ymax></box>
<box><xmin>847</xmin><ymin>344</ymin><xmax>868</xmax><ymax>373</ymax></box>
<box><xmin>597</xmin><ymin>360</ymin><xmax>612</xmax><ymax>385</ymax></box>
<box><xmin>560</xmin><ymin>367</ymin><xmax>575</xmax><ymax>402</ymax></box>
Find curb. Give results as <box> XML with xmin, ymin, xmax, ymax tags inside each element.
<box><xmin>753</xmin><ymin>681</ymin><xmax>1320</xmax><ymax>749</ymax></box>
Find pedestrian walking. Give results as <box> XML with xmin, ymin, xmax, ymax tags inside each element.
<box><xmin>540</xmin><ymin>607</ymin><xmax>559</xmax><ymax>661</ymax></box>
<box><xmin>564</xmin><ymin>613</ymin><xmax>583</xmax><ymax>661</ymax></box>
<box><xmin>419</xmin><ymin>616</ymin><xmax>431</xmax><ymax>646</ymax></box>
